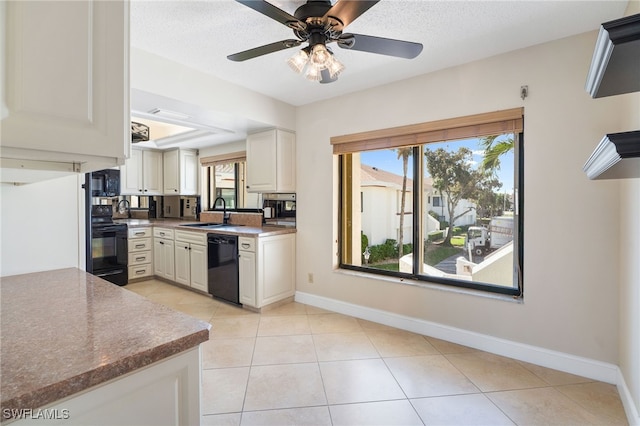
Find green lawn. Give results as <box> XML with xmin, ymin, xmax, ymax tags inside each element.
<box><xmin>425</xmin><ymin>246</ymin><xmax>464</xmax><ymax>265</ymax></box>
<box><xmin>450</xmin><ymin>235</ymin><xmax>466</xmax><ymax>247</ymax></box>
<box><xmin>370</xmin><ymin>262</ymin><xmax>400</xmax><ymax>272</ymax></box>
<box><xmin>367</xmin><ymin>245</ymin><xmax>464</xmax><ymax>270</ymax></box>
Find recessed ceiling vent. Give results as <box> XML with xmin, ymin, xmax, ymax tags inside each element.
<box><xmin>131</xmin><ymin>121</ymin><xmax>150</xmax><ymax>143</ymax></box>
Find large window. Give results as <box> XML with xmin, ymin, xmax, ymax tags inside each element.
<box><xmin>335</xmin><ymin>109</ymin><xmax>523</xmax><ymax>296</ymax></box>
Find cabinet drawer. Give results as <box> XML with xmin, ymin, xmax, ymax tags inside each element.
<box><xmin>129</xmin><ymin>238</ymin><xmax>151</xmax><ymax>252</ymax></box>
<box><xmin>129</xmin><ymin>251</ymin><xmax>152</xmax><ymax>266</ymax></box>
<box><xmin>153</xmin><ymin>228</ymin><xmax>174</xmax><ymax>239</ymax></box>
<box><xmin>238</xmin><ymin>237</ymin><xmax>255</xmax><ymax>252</ymax></box>
<box><xmin>128</xmin><ymin>227</ymin><xmax>152</xmax><ymax>239</ymax></box>
<box><xmin>175</xmin><ymin>230</ymin><xmax>207</xmax><ymax>245</ymax></box>
<box><xmin>128</xmin><ymin>264</ymin><xmax>152</xmax><ymax>279</ymax></box>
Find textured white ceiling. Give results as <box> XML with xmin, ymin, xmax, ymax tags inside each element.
<box><xmin>131</xmin><ymin>0</ymin><xmax>628</xmax><ymax>106</ymax></box>
<box><xmin>129</xmin><ymin>0</ymin><xmax>628</xmax><ymax>148</ymax></box>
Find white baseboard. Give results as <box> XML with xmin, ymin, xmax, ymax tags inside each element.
<box><xmin>618</xmin><ymin>368</ymin><xmax>640</xmax><ymax>426</ymax></box>
<box><xmin>295</xmin><ymin>291</ymin><xmax>618</xmax><ymax>384</ymax></box>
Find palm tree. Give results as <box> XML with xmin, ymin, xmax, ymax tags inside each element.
<box><xmin>480</xmin><ymin>135</ymin><xmax>514</xmax><ymax>171</ymax></box>
<box><xmin>395</xmin><ymin>147</ymin><xmax>412</xmax><ymax>258</ymax></box>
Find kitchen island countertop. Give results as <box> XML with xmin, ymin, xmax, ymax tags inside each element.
<box><xmin>0</xmin><ymin>268</ymin><xmax>210</xmax><ymax>418</ymax></box>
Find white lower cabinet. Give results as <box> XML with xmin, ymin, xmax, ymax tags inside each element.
<box><xmin>13</xmin><ymin>348</ymin><xmax>201</xmax><ymax>426</ymax></box>
<box><xmin>153</xmin><ymin>228</ymin><xmax>175</xmax><ymax>281</ymax></box>
<box><xmin>174</xmin><ymin>230</ymin><xmax>208</xmax><ymax>293</ymax></box>
<box><xmin>128</xmin><ymin>228</ymin><xmax>153</xmax><ymax>281</ymax></box>
<box><xmin>239</xmin><ymin>237</ymin><xmax>257</xmax><ymax>307</ymax></box>
<box><xmin>239</xmin><ymin>233</ymin><xmax>295</xmax><ymax>309</ymax></box>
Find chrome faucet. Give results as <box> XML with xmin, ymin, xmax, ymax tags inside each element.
<box><xmin>116</xmin><ymin>198</ymin><xmax>131</xmax><ymax>218</ymax></box>
<box><xmin>213</xmin><ymin>197</ymin><xmax>230</xmax><ymax>224</ymax></box>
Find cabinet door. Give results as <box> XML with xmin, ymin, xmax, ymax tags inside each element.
<box><xmin>180</xmin><ymin>150</ymin><xmax>199</xmax><ymax>195</ymax></box>
<box><xmin>275</xmin><ymin>130</ymin><xmax>296</xmax><ymax>192</ymax></box>
<box><xmin>143</xmin><ymin>150</ymin><xmax>164</xmax><ymax>195</ymax></box>
<box><xmin>121</xmin><ymin>149</ymin><xmax>143</xmax><ymax>195</ymax></box>
<box><xmin>163</xmin><ymin>239</ymin><xmax>175</xmax><ymax>281</ymax></box>
<box><xmin>163</xmin><ymin>149</ymin><xmax>179</xmax><ymax>194</ymax></box>
<box><xmin>154</xmin><ymin>238</ymin><xmax>175</xmax><ymax>281</ymax></box>
<box><xmin>174</xmin><ymin>244</ymin><xmax>191</xmax><ymax>286</ymax></box>
<box><xmin>246</xmin><ymin>130</ymin><xmax>277</xmax><ymax>192</ymax></box>
<box><xmin>189</xmin><ymin>244</ymin><xmax>208</xmax><ymax>292</ymax></box>
<box><xmin>258</xmin><ymin>235</ymin><xmax>295</xmax><ymax>306</ymax></box>
<box><xmin>1</xmin><ymin>1</ymin><xmax>129</xmax><ymax>172</ymax></box>
<box><xmin>153</xmin><ymin>238</ymin><xmax>166</xmax><ymax>277</ymax></box>
<box><xmin>239</xmin><ymin>250</ymin><xmax>257</xmax><ymax>307</ymax></box>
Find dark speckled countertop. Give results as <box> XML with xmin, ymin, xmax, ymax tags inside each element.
<box><xmin>0</xmin><ymin>268</ymin><xmax>210</xmax><ymax>417</ymax></box>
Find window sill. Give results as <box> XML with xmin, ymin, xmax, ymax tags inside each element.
<box><xmin>334</xmin><ymin>268</ymin><xmax>523</xmax><ymax>304</ymax></box>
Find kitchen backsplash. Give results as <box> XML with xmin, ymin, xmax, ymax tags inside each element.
<box><xmin>200</xmin><ymin>211</ymin><xmax>263</xmax><ymax>227</ymax></box>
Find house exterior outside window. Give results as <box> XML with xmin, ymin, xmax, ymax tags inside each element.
<box><xmin>333</xmin><ymin>109</ymin><xmax>524</xmax><ymax>297</ymax></box>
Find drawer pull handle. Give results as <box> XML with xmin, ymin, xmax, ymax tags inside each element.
<box><xmin>242</xmin><ymin>243</ymin><xmax>251</xmax><ymax>249</ymax></box>
<box><xmin>136</xmin><ymin>257</ymin><xmax>146</xmax><ymax>261</ymax></box>
<box><xmin>135</xmin><ymin>244</ymin><xmax>145</xmax><ymax>249</ymax></box>
<box><xmin>135</xmin><ymin>269</ymin><xmax>145</xmax><ymax>275</ymax></box>
<box><xmin>134</xmin><ymin>232</ymin><xmax>145</xmax><ymax>236</ymax></box>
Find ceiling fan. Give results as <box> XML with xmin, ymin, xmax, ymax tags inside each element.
<box><xmin>227</xmin><ymin>0</ymin><xmax>423</xmax><ymax>84</ymax></box>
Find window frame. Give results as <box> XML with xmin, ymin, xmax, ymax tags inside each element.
<box><xmin>200</xmin><ymin>151</ymin><xmax>246</xmax><ymax>212</ymax></box>
<box><xmin>335</xmin><ymin>109</ymin><xmax>524</xmax><ymax>298</ymax></box>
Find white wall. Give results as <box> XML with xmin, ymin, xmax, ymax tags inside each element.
<box><xmin>0</xmin><ymin>175</ymin><xmax>84</xmax><ymax>276</ymax></box>
<box><xmin>131</xmin><ymin>49</ymin><xmax>296</xmax><ymax>133</ymax></box>
<box><xmin>295</xmin><ymin>30</ymin><xmax>637</xmax><ymax>366</ymax></box>
<box><xmin>618</xmin><ymin>2</ymin><xmax>640</xmax><ymax>415</ymax></box>
<box><xmin>619</xmin><ymin>177</ymin><xmax>640</xmax><ymax>420</ymax></box>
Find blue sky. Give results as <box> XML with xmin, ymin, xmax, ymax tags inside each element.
<box><xmin>360</xmin><ymin>136</ymin><xmax>515</xmax><ymax>193</ymax></box>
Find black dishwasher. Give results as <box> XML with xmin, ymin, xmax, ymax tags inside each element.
<box><xmin>207</xmin><ymin>234</ymin><xmax>239</xmax><ymax>305</ymax></box>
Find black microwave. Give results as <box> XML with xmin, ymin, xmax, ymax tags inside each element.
<box><xmin>91</xmin><ymin>169</ymin><xmax>120</xmax><ymax>197</ymax></box>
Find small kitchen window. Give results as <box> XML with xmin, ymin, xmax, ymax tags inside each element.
<box><xmin>333</xmin><ymin>109</ymin><xmax>524</xmax><ymax>297</ymax></box>
<box><xmin>200</xmin><ymin>152</ymin><xmax>247</xmax><ymax>210</ymax></box>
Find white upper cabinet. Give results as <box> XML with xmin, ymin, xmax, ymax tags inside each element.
<box><xmin>246</xmin><ymin>129</ymin><xmax>295</xmax><ymax>193</ymax></box>
<box><xmin>0</xmin><ymin>0</ymin><xmax>130</xmax><ymax>184</ymax></box>
<box><xmin>163</xmin><ymin>149</ymin><xmax>199</xmax><ymax>195</ymax></box>
<box><xmin>121</xmin><ymin>149</ymin><xmax>163</xmax><ymax>195</ymax></box>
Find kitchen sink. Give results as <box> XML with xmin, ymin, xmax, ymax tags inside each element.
<box><xmin>179</xmin><ymin>223</ymin><xmax>244</xmax><ymax>229</ymax></box>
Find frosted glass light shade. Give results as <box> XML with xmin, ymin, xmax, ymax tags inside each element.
<box><xmin>287</xmin><ymin>50</ymin><xmax>308</xmax><ymax>74</ymax></box>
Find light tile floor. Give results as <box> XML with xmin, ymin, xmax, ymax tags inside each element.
<box><xmin>126</xmin><ymin>279</ymin><xmax>628</xmax><ymax>426</ymax></box>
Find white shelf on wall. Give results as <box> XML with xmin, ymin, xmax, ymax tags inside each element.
<box><xmin>584</xmin><ymin>13</ymin><xmax>640</xmax><ymax>180</ymax></box>
<box><xmin>585</xmin><ymin>13</ymin><xmax>640</xmax><ymax>98</ymax></box>
<box><xmin>583</xmin><ymin>131</ymin><xmax>640</xmax><ymax>180</ymax></box>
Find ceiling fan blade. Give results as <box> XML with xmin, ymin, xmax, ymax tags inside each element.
<box><xmin>320</xmin><ymin>69</ymin><xmax>337</xmax><ymax>84</ymax></box>
<box><xmin>227</xmin><ymin>39</ymin><xmax>302</xmax><ymax>62</ymax></box>
<box><xmin>324</xmin><ymin>0</ymin><xmax>379</xmax><ymax>28</ymax></box>
<box><xmin>337</xmin><ymin>33</ymin><xmax>423</xmax><ymax>59</ymax></box>
<box><xmin>235</xmin><ymin>0</ymin><xmax>306</xmax><ymax>32</ymax></box>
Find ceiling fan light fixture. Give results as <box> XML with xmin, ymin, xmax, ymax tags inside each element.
<box><xmin>327</xmin><ymin>55</ymin><xmax>345</xmax><ymax>78</ymax></box>
<box><xmin>309</xmin><ymin>43</ymin><xmax>331</xmax><ymax>69</ymax></box>
<box><xmin>305</xmin><ymin>63</ymin><xmax>323</xmax><ymax>81</ymax></box>
<box><xmin>287</xmin><ymin>49</ymin><xmax>309</xmax><ymax>74</ymax></box>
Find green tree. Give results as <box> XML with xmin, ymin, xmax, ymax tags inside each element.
<box><xmin>473</xmin><ymin>172</ymin><xmax>503</xmax><ymax>218</ymax></box>
<box><xmin>395</xmin><ymin>147</ymin><xmax>413</xmax><ymax>258</ymax></box>
<box><xmin>424</xmin><ymin>147</ymin><xmax>480</xmax><ymax>245</ymax></box>
<box><xmin>480</xmin><ymin>135</ymin><xmax>514</xmax><ymax>171</ymax></box>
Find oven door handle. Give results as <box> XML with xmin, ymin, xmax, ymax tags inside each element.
<box><xmin>94</xmin><ymin>269</ymin><xmax>125</xmax><ymax>278</ymax></box>
<box><xmin>95</xmin><ymin>226</ymin><xmax>125</xmax><ymax>233</ymax></box>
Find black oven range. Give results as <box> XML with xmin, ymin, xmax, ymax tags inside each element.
<box><xmin>88</xmin><ymin>205</ymin><xmax>128</xmax><ymax>285</ymax></box>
